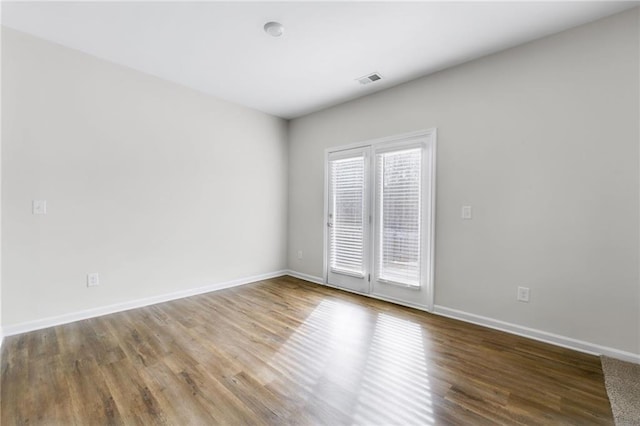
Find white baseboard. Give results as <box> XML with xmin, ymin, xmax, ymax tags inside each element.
<box><xmin>2</xmin><ymin>270</ymin><xmax>288</xmax><ymax>338</ymax></box>
<box><xmin>285</xmin><ymin>270</ymin><xmax>324</xmax><ymax>285</ymax></box>
<box><xmin>286</xmin><ymin>271</ymin><xmax>639</xmax><ymax>364</ymax></box>
<box><xmin>433</xmin><ymin>306</ymin><xmax>640</xmax><ymax>364</ymax></box>
<box><xmin>9</xmin><ymin>269</ymin><xmax>635</xmax><ymax>364</ymax></box>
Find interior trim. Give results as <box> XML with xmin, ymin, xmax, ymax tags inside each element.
<box><xmin>2</xmin><ymin>270</ymin><xmax>288</xmax><ymax>337</ymax></box>
<box><xmin>287</xmin><ymin>271</ymin><xmax>640</xmax><ymax>364</ymax></box>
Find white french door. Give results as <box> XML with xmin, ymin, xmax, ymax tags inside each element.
<box><xmin>326</xmin><ymin>147</ymin><xmax>370</xmax><ymax>293</ymax></box>
<box><xmin>325</xmin><ymin>130</ymin><xmax>436</xmax><ymax>310</ymax></box>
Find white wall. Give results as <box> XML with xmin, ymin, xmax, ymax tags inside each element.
<box><xmin>288</xmin><ymin>10</ymin><xmax>640</xmax><ymax>356</ymax></box>
<box><xmin>1</xmin><ymin>28</ymin><xmax>288</xmax><ymax>328</ymax></box>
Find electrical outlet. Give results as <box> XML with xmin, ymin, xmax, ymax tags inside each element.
<box><xmin>87</xmin><ymin>272</ymin><xmax>100</xmax><ymax>287</ymax></box>
<box><xmin>517</xmin><ymin>286</ymin><xmax>530</xmax><ymax>302</ymax></box>
<box><xmin>297</xmin><ymin>250</ymin><xmax>303</xmax><ymax>260</ymax></box>
<box><xmin>32</xmin><ymin>200</ymin><xmax>47</xmax><ymax>215</ymax></box>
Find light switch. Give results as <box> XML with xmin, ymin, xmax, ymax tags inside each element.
<box><xmin>33</xmin><ymin>200</ymin><xmax>47</xmax><ymax>215</ymax></box>
<box><xmin>461</xmin><ymin>205</ymin><xmax>472</xmax><ymax>220</ymax></box>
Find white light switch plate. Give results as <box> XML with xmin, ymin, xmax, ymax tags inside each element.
<box><xmin>33</xmin><ymin>200</ymin><xmax>47</xmax><ymax>215</ymax></box>
<box><xmin>461</xmin><ymin>205</ymin><xmax>472</xmax><ymax>220</ymax></box>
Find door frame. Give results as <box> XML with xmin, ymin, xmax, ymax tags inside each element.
<box><xmin>323</xmin><ymin>128</ymin><xmax>437</xmax><ymax>312</ymax></box>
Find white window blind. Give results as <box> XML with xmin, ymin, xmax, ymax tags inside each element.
<box><xmin>329</xmin><ymin>156</ymin><xmax>366</xmax><ymax>276</ymax></box>
<box><xmin>376</xmin><ymin>148</ymin><xmax>422</xmax><ymax>287</ymax></box>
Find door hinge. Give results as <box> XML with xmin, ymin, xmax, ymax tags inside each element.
<box><xmin>368</xmin><ymin>274</ymin><xmax>371</xmax><ymax>282</ymax></box>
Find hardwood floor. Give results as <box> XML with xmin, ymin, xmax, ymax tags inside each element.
<box><xmin>1</xmin><ymin>276</ymin><xmax>613</xmax><ymax>425</ymax></box>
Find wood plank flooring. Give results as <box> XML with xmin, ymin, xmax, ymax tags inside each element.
<box><xmin>1</xmin><ymin>276</ymin><xmax>614</xmax><ymax>425</ymax></box>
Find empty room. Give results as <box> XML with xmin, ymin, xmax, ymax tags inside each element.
<box><xmin>1</xmin><ymin>1</ymin><xmax>639</xmax><ymax>425</ymax></box>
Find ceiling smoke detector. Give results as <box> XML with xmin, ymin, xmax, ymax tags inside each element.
<box><xmin>264</xmin><ymin>21</ymin><xmax>284</xmax><ymax>37</ymax></box>
<box><xmin>357</xmin><ymin>72</ymin><xmax>383</xmax><ymax>85</ymax></box>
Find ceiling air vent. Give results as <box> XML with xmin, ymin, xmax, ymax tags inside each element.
<box><xmin>357</xmin><ymin>72</ymin><xmax>383</xmax><ymax>85</ymax></box>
